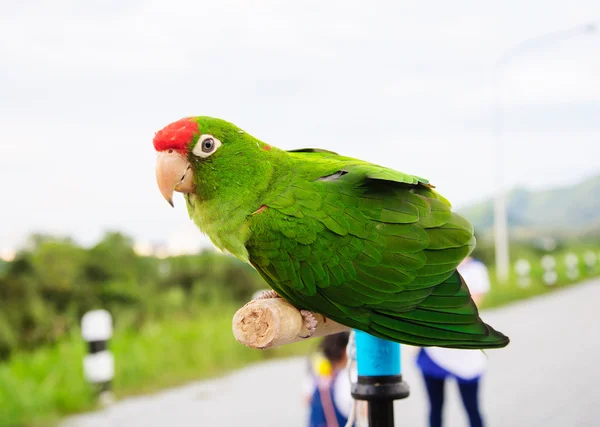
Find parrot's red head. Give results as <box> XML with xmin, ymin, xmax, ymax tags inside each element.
<box><xmin>153</xmin><ymin>118</ymin><xmax>201</xmax><ymax>207</ymax></box>
<box><xmin>153</xmin><ymin>117</ymin><xmax>199</xmax><ymax>155</ymax></box>
<box><xmin>153</xmin><ymin>116</ymin><xmax>262</xmax><ymax>208</ymax></box>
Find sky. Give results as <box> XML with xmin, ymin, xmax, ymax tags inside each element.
<box><xmin>1</xmin><ymin>0</ymin><xmax>599</xmax><ymax>255</ymax></box>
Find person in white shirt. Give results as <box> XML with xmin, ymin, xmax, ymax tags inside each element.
<box><xmin>415</xmin><ymin>257</ymin><xmax>491</xmax><ymax>427</ymax></box>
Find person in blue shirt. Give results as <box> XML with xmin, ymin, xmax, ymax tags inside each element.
<box><xmin>304</xmin><ymin>332</ymin><xmax>355</xmax><ymax>427</ymax></box>
<box><xmin>416</xmin><ymin>257</ymin><xmax>491</xmax><ymax>427</ymax></box>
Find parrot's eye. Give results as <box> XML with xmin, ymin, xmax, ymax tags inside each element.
<box><xmin>202</xmin><ymin>139</ymin><xmax>214</xmax><ymax>152</ymax></box>
<box><xmin>192</xmin><ymin>134</ymin><xmax>222</xmax><ymax>158</ymax></box>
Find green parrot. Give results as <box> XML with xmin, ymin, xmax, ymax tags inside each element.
<box><xmin>154</xmin><ymin>116</ymin><xmax>509</xmax><ymax>349</ymax></box>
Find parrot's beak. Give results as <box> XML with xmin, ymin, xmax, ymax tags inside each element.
<box><xmin>155</xmin><ymin>151</ymin><xmax>195</xmax><ymax>207</ymax></box>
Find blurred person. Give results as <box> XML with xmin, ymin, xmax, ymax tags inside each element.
<box><xmin>416</xmin><ymin>256</ymin><xmax>491</xmax><ymax>427</ymax></box>
<box><xmin>303</xmin><ymin>332</ymin><xmax>355</xmax><ymax>427</ymax></box>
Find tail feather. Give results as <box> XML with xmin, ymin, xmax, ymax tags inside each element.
<box><xmin>368</xmin><ymin>271</ymin><xmax>510</xmax><ymax>349</ymax></box>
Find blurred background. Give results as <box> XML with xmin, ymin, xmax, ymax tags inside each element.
<box><xmin>1</xmin><ymin>1</ymin><xmax>599</xmax><ymax>426</ymax></box>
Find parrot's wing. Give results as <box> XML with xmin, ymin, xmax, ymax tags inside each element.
<box><xmin>288</xmin><ymin>149</ymin><xmax>432</xmax><ymax>187</ymax></box>
<box><xmin>363</xmin><ymin>167</ymin><xmax>432</xmax><ymax>188</ymax></box>
<box><xmin>247</xmin><ymin>161</ymin><xmax>509</xmax><ymax>349</ymax></box>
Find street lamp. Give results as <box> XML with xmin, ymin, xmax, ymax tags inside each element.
<box><xmin>493</xmin><ymin>22</ymin><xmax>596</xmax><ymax>284</ymax></box>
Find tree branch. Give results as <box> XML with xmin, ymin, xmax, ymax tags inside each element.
<box><xmin>232</xmin><ymin>298</ymin><xmax>350</xmax><ymax>349</ymax></box>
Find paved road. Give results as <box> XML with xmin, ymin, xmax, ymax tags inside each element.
<box><xmin>63</xmin><ymin>280</ymin><xmax>599</xmax><ymax>427</ymax></box>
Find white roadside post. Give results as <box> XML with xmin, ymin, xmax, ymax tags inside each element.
<box><xmin>541</xmin><ymin>255</ymin><xmax>557</xmax><ymax>286</ymax></box>
<box><xmin>564</xmin><ymin>253</ymin><xmax>580</xmax><ymax>281</ymax></box>
<box><xmin>514</xmin><ymin>259</ymin><xmax>531</xmax><ymax>288</ymax></box>
<box><xmin>81</xmin><ymin>310</ymin><xmax>115</xmax><ymax>406</ymax></box>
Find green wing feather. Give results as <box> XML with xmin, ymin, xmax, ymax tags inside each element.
<box><xmin>246</xmin><ymin>150</ymin><xmax>509</xmax><ymax>349</ymax></box>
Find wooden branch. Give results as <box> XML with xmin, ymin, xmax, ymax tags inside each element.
<box><xmin>232</xmin><ymin>298</ymin><xmax>350</xmax><ymax>349</ymax></box>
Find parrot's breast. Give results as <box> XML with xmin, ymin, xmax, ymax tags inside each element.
<box><xmin>186</xmin><ymin>194</ymin><xmax>251</xmax><ymax>261</ymax></box>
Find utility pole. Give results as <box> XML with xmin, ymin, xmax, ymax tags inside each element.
<box><xmin>493</xmin><ymin>22</ymin><xmax>596</xmax><ymax>283</ymax></box>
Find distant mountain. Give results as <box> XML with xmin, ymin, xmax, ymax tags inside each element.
<box><xmin>459</xmin><ymin>174</ymin><xmax>600</xmax><ymax>234</ymax></box>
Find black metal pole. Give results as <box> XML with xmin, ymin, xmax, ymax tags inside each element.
<box><xmin>368</xmin><ymin>401</ymin><xmax>395</xmax><ymax>427</ymax></box>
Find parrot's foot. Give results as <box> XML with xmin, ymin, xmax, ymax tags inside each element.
<box><xmin>254</xmin><ymin>290</ymin><xmax>281</xmax><ymax>300</ymax></box>
<box><xmin>299</xmin><ymin>310</ymin><xmax>318</xmax><ymax>338</ymax></box>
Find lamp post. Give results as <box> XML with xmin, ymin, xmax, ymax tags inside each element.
<box><xmin>493</xmin><ymin>22</ymin><xmax>596</xmax><ymax>283</ymax></box>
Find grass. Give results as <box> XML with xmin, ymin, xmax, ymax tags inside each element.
<box><xmin>0</xmin><ymin>305</ymin><xmax>313</xmax><ymax>427</ymax></box>
<box><xmin>1</xmin><ymin>246</ymin><xmax>599</xmax><ymax>426</ymax></box>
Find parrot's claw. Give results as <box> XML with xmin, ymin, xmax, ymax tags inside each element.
<box><xmin>254</xmin><ymin>290</ymin><xmax>281</xmax><ymax>300</ymax></box>
<box><xmin>299</xmin><ymin>310</ymin><xmax>318</xmax><ymax>338</ymax></box>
